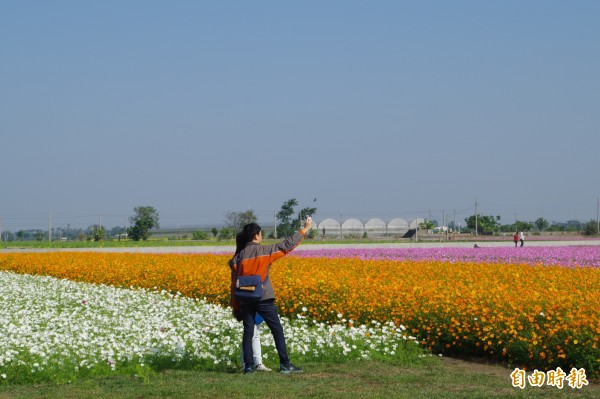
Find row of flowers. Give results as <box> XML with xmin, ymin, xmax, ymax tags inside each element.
<box><xmin>0</xmin><ymin>271</ymin><xmax>424</xmax><ymax>384</ymax></box>
<box><xmin>0</xmin><ymin>247</ymin><xmax>598</xmax><ymax>378</ymax></box>
<box><xmin>294</xmin><ymin>246</ymin><xmax>600</xmax><ymax>267</ymax></box>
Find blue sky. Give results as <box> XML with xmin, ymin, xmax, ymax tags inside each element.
<box><xmin>1</xmin><ymin>1</ymin><xmax>599</xmax><ymax>230</ymax></box>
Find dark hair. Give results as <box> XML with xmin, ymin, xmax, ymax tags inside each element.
<box><xmin>233</xmin><ymin>222</ymin><xmax>262</xmax><ymax>257</ymax></box>
<box><xmin>229</xmin><ymin>223</ymin><xmax>262</xmax><ymax>271</ymax></box>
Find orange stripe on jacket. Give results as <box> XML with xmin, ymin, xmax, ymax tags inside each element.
<box><xmin>230</xmin><ymin>230</ymin><xmax>305</xmax><ymax>311</ymax></box>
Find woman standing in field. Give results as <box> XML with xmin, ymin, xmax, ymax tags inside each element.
<box><xmin>230</xmin><ymin>233</ymin><xmax>271</xmax><ymax>372</ymax></box>
<box><xmin>230</xmin><ymin>217</ymin><xmax>312</xmax><ymax>374</ymax></box>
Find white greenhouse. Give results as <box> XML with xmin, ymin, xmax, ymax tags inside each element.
<box><xmin>341</xmin><ymin>218</ymin><xmax>364</xmax><ymax>237</ymax></box>
<box><xmin>317</xmin><ymin>218</ymin><xmax>342</xmax><ymax>238</ymax></box>
<box><xmin>386</xmin><ymin>218</ymin><xmax>410</xmax><ymax>237</ymax></box>
<box><xmin>364</xmin><ymin>218</ymin><xmax>387</xmax><ymax>238</ymax></box>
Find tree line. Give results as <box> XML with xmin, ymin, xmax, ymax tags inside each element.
<box><xmin>446</xmin><ymin>215</ymin><xmax>598</xmax><ymax>236</ymax></box>
<box><xmin>1</xmin><ymin>200</ymin><xmax>317</xmax><ymax>242</ymax></box>
<box><xmin>3</xmin><ymin>204</ymin><xmax>598</xmax><ymax>242</ymax></box>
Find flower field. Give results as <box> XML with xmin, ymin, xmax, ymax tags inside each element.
<box><xmin>295</xmin><ymin>245</ymin><xmax>600</xmax><ymax>267</ymax></box>
<box><xmin>0</xmin><ymin>246</ymin><xmax>599</xmax><ymax>380</ymax></box>
<box><xmin>0</xmin><ymin>270</ymin><xmax>422</xmax><ymax>384</ymax></box>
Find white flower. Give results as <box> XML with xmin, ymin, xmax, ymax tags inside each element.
<box><xmin>0</xmin><ymin>270</ymin><xmax>429</xmax><ymax>382</ymax></box>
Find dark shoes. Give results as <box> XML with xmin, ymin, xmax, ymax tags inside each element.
<box><xmin>246</xmin><ymin>363</ymin><xmax>303</xmax><ymax>374</ymax></box>
<box><xmin>279</xmin><ymin>363</ymin><xmax>303</xmax><ymax>374</ymax></box>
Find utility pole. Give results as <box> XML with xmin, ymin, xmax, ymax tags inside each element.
<box><xmin>453</xmin><ymin>209</ymin><xmax>456</xmax><ymax>239</ymax></box>
<box><xmin>415</xmin><ymin>216</ymin><xmax>418</xmax><ymax>242</ymax></box>
<box><xmin>442</xmin><ymin>209</ymin><xmax>445</xmax><ymax>239</ymax></box>
<box><xmin>48</xmin><ymin>212</ymin><xmax>52</xmax><ymax>242</ymax></box>
<box><xmin>475</xmin><ymin>198</ymin><xmax>478</xmax><ymax>236</ymax></box>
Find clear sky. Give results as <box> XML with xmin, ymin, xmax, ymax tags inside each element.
<box><xmin>1</xmin><ymin>1</ymin><xmax>599</xmax><ymax>231</ymax></box>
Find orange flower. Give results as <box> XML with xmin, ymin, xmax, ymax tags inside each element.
<box><xmin>1</xmin><ymin>252</ymin><xmax>598</xmax><ymax>377</ymax></box>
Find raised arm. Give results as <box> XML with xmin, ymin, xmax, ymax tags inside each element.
<box><xmin>265</xmin><ymin>217</ymin><xmax>313</xmax><ymax>262</ymax></box>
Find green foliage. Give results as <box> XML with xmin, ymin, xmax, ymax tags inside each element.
<box><xmin>498</xmin><ymin>224</ymin><xmax>515</xmax><ymax>233</ymax></box>
<box><xmin>294</xmin><ymin>206</ymin><xmax>317</xmax><ymax>231</ymax></box>
<box><xmin>419</xmin><ymin>220</ymin><xmax>436</xmax><ymax>230</ymax></box>
<box><xmin>224</xmin><ymin>209</ymin><xmax>257</xmax><ymax>233</ymax></box>
<box><xmin>275</xmin><ymin>198</ymin><xmax>317</xmax><ymax>238</ymax></box>
<box><xmin>192</xmin><ymin>231</ymin><xmax>209</xmax><ymax>240</ymax></box>
<box><xmin>534</xmin><ymin>217</ymin><xmax>549</xmax><ymax>231</ymax></box>
<box><xmin>217</xmin><ymin>227</ymin><xmax>234</xmax><ymax>240</ymax></box>
<box><xmin>514</xmin><ymin>220</ymin><xmax>533</xmax><ymax>232</ymax></box>
<box><xmin>583</xmin><ymin>219</ymin><xmax>599</xmax><ymax>236</ymax></box>
<box><xmin>464</xmin><ymin>214</ymin><xmax>500</xmax><ymax>235</ymax></box>
<box><xmin>547</xmin><ymin>219</ymin><xmax>583</xmax><ymax>232</ymax></box>
<box><xmin>87</xmin><ymin>225</ymin><xmax>106</xmax><ymax>241</ymax></box>
<box><xmin>109</xmin><ymin>226</ymin><xmax>127</xmax><ymax>239</ymax></box>
<box><xmin>276</xmin><ymin>198</ymin><xmax>298</xmax><ymax>238</ymax></box>
<box><xmin>127</xmin><ymin>206</ymin><xmax>160</xmax><ymax>241</ymax></box>
<box><xmin>211</xmin><ymin>227</ymin><xmax>218</xmax><ymax>237</ymax></box>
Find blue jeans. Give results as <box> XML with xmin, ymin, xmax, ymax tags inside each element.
<box><xmin>240</xmin><ymin>299</ymin><xmax>289</xmax><ymax>368</ymax></box>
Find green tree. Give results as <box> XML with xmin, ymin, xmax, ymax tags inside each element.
<box><xmin>292</xmin><ymin>207</ymin><xmax>316</xmax><ymax>233</ymax></box>
<box><xmin>419</xmin><ymin>219</ymin><xmax>436</xmax><ymax>232</ymax></box>
<box><xmin>276</xmin><ymin>198</ymin><xmax>317</xmax><ymax>238</ymax></box>
<box><xmin>276</xmin><ymin>199</ymin><xmax>298</xmax><ymax>238</ymax></box>
<box><xmin>211</xmin><ymin>227</ymin><xmax>219</xmax><ymax>237</ymax></box>
<box><xmin>87</xmin><ymin>225</ymin><xmax>106</xmax><ymax>241</ymax></box>
<box><xmin>224</xmin><ymin>209</ymin><xmax>258</xmax><ymax>233</ymax></box>
<box><xmin>534</xmin><ymin>217</ymin><xmax>549</xmax><ymax>231</ymax></box>
<box><xmin>109</xmin><ymin>226</ymin><xmax>127</xmax><ymax>238</ymax></box>
<box><xmin>565</xmin><ymin>220</ymin><xmax>582</xmax><ymax>231</ymax></box>
<box><xmin>217</xmin><ymin>227</ymin><xmax>234</xmax><ymax>240</ymax></box>
<box><xmin>583</xmin><ymin>219</ymin><xmax>599</xmax><ymax>236</ymax></box>
<box><xmin>192</xmin><ymin>231</ymin><xmax>209</xmax><ymax>240</ymax></box>
<box><xmin>464</xmin><ymin>214</ymin><xmax>501</xmax><ymax>235</ymax></box>
<box><xmin>127</xmin><ymin>206</ymin><xmax>160</xmax><ymax>241</ymax></box>
<box><xmin>514</xmin><ymin>220</ymin><xmax>534</xmax><ymax>232</ymax></box>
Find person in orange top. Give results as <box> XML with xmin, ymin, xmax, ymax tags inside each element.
<box><xmin>230</xmin><ymin>217</ymin><xmax>312</xmax><ymax>374</ymax></box>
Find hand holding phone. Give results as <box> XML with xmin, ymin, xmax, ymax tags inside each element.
<box><xmin>303</xmin><ymin>216</ymin><xmax>313</xmax><ymax>231</ymax></box>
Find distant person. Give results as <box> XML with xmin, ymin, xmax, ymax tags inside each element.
<box><xmin>519</xmin><ymin>231</ymin><xmax>525</xmax><ymax>247</ymax></box>
<box><xmin>513</xmin><ymin>232</ymin><xmax>519</xmax><ymax>247</ymax></box>
<box><xmin>230</xmin><ymin>217</ymin><xmax>312</xmax><ymax>374</ymax></box>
